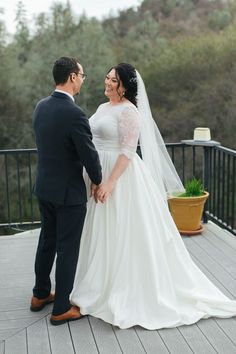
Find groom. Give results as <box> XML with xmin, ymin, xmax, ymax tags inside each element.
<box><xmin>31</xmin><ymin>57</ymin><xmax>102</xmax><ymax>325</ymax></box>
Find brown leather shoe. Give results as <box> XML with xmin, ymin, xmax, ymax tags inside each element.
<box><xmin>30</xmin><ymin>293</ymin><xmax>55</xmax><ymax>312</ymax></box>
<box><xmin>50</xmin><ymin>306</ymin><xmax>84</xmax><ymax>326</ymax></box>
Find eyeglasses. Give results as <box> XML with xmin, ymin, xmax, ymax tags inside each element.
<box><xmin>73</xmin><ymin>72</ymin><xmax>87</xmax><ymax>80</ymax></box>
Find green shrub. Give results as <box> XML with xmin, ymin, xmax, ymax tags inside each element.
<box><xmin>179</xmin><ymin>178</ymin><xmax>204</xmax><ymax>197</ymax></box>
<box><xmin>208</xmin><ymin>10</ymin><xmax>231</xmax><ymax>31</ymax></box>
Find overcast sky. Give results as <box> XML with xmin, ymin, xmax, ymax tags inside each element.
<box><xmin>2</xmin><ymin>0</ymin><xmax>141</xmax><ymax>33</ymax></box>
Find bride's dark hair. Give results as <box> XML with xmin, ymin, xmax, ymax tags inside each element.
<box><xmin>108</xmin><ymin>63</ymin><xmax>138</xmax><ymax>107</ymax></box>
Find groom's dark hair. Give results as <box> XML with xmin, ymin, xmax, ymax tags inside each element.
<box><xmin>53</xmin><ymin>57</ymin><xmax>80</xmax><ymax>85</ymax></box>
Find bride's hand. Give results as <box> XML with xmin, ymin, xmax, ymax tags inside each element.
<box><xmin>96</xmin><ymin>180</ymin><xmax>115</xmax><ymax>203</ymax></box>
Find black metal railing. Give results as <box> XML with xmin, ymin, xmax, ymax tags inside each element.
<box><xmin>0</xmin><ymin>143</ymin><xmax>235</xmax><ymax>235</ymax></box>
<box><xmin>204</xmin><ymin>145</ymin><xmax>236</xmax><ymax>235</ymax></box>
<box><xmin>0</xmin><ymin>148</ymin><xmax>40</xmax><ymax>234</ymax></box>
<box><xmin>166</xmin><ymin>143</ymin><xmax>203</xmax><ymax>185</ymax></box>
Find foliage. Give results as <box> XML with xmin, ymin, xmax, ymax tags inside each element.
<box><xmin>144</xmin><ymin>28</ymin><xmax>236</xmax><ymax>148</ymax></box>
<box><xmin>208</xmin><ymin>9</ymin><xmax>231</xmax><ymax>30</ymax></box>
<box><xmin>1</xmin><ymin>0</ymin><xmax>236</xmax><ymax>227</ymax></box>
<box><xmin>179</xmin><ymin>178</ymin><xmax>204</xmax><ymax>197</ymax></box>
<box><xmin>0</xmin><ymin>0</ymin><xmax>236</xmax><ymax>150</ymax></box>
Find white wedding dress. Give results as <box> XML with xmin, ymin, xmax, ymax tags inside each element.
<box><xmin>70</xmin><ymin>101</ymin><xmax>236</xmax><ymax>329</ymax></box>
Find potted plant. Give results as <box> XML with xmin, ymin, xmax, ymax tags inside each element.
<box><xmin>168</xmin><ymin>178</ymin><xmax>209</xmax><ymax>235</ymax></box>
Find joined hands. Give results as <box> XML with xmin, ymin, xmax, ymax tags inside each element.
<box><xmin>90</xmin><ymin>181</ymin><xmax>115</xmax><ymax>203</ymax></box>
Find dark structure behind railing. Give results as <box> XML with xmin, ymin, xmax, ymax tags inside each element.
<box><xmin>0</xmin><ymin>143</ymin><xmax>235</xmax><ymax>235</ymax></box>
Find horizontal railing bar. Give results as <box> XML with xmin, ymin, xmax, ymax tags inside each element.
<box><xmin>0</xmin><ymin>149</ymin><xmax>37</xmax><ymax>155</ymax></box>
<box><xmin>215</xmin><ymin>145</ymin><xmax>236</xmax><ymax>157</ymax></box>
<box><xmin>166</xmin><ymin>143</ymin><xmax>187</xmax><ymax>147</ymax></box>
<box><xmin>0</xmin><ymin>221</ymin><xmax>41</xmax><ymax>228</ymax></box>
<box><xmin>205</xmin><ymin>212</ymin><xmax>236</xmax><ymax>235</ymax></box>
<box><xmin>0</xmin><ymin>144</ymin><xmax>192</xmax><ymax>154</ymax></box>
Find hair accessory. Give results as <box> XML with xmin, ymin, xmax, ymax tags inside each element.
<box><xmin>130</xmin><ymin>77</ymin><xmax>137</xmax><ymax>83</ymax></box>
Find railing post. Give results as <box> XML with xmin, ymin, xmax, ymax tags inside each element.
<box><xmin>203</xmin><ymin>146</ymin><xmax>210</xmax><ymax>223</ymax></box>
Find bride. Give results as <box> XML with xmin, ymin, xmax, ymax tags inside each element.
<box><xmin>70</xmin><ymin>63</ymin><xmax>236</xmax><ymax>329</ymax></box>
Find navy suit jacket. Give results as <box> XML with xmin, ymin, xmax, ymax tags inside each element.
<box><xmin>33</xmin><ymin>91</ymin><xmax>102</xmax><ymax>205</ymax></box>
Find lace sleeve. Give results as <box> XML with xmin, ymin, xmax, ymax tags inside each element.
<box><xmin>118</xmin><ymin>106</ymin><xmax>141</xmax><ymax>159</ymax></box>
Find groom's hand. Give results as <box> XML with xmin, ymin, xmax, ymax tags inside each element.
<box><xmin>90</xmin><ymin>183</ymin><xmax>96</xmax><ymax>197</ymax></box>
<box><xmin>90</xmin><ymin>183</ymin><xmax>102</xmax><ymax>203</ymax></box>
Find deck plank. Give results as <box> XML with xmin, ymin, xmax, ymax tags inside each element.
<box><xmin>214</xmin><ymin>318</ymin><xmax>236</xmax><ymax>346</ymax></box>
<box><xmin>0</xmin><ymin>329</ymin><xmax>22</xmax><ymax>340</ymax></box>
<box><xmin>188</xmin><ymin>254</ymin><xmax>234</xmax><ymax>299</ymax></box>
<box><xmin>197</xmin><ymin>318</ymin><xmax>236</xmax><ymax>352</ymax></box>
<box><xmin>70</xmin><ymin>316</ymin><xmax>98</xmax><ymax>354</ymax></box>
<box><xmin>0</xmin><ymin>223</ymin><xmax>236</xmax><ymax>352</ymax></box>
<box><xmin>0</xmin><ymin>317</ymin><xmax>40</xmax><ymax>331</ymax></box>
<box><xmin>0</xmin><ymin>341</ymin><xmax>4</xmax><ymax>354</ymax></box>
<box><xmin>113</xmin><ymin>327</ymin><xmax>146</xmax><ymax>353</ymax></box>
<box><xmin>88</xmin><ymin>317</ymin><xmax>122</xmax><ymax>353</ymax></box>
<box><xmin>183</xmin><ymin>237</ymin><xmax>236</xmax><ymax>296</ymax></box>
<box><xmin>135</xmin><ymin>327</ymin><xmax>169</xmax><ymax>353</ymax></box>
<box><xmin>191</xmin><ymin>235</ymin><xmax>236</xmax><ymax>279</ymax></box>
<box><xmin>27</xmin><ymin>317</ymin><xmax>51</xmax><ymax>354</ymax></box>
<box><xmin>158</xmin><ymin>327</ymin><xmax>193</xmax><ymax>353</ymax></box>
<box><xmin>5</xmin><ymin>329</ymin><xmax>27</xmax><ymax>354</ymax></box>
<box><xmin>46</xmin><ymin>316</ymin><xmax>74</xmax><ymax>354</ymax></box>
<box><xmin>178</xmin><ymin>323</ymin><xmax>216</xmax><ymax>353</ymax></box>
<box><xmin>0</xmin><ymin>230</ymin><xmax>54</xmax><ymax>342</ymax></box>
<box><xmin>203</xmin><ymin>229</ymin><xmax>236</xmax><ymax>262</ymax></box>
<box><xmin>0</xmin><ymin>307</ymin><xmax>51</xmax><ymax>321</ymax></box>
<box><xmin>206</xmin><ymin>222</ymin><xmax>236</xmax><ymax>251</ymax></box>
<box><xmin>0</xmin><ymin>277</ymin><xmax>35</xmax><ymax>289</ymax></box>
<box><xmin>0</xmin><ymin>296</ymin><xmax>36</xmax><ymax>312</ymax></box>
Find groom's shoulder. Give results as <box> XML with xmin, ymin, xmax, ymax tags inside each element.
<box><xmin>38</xmin><ymin>95</ymin><xmax>50</xmax><ymax>104</ymax></box>
<box><xmin>34</xmin><ymin>95</ymin><xmax>51</xmax><ymax>112</ymax></box>
<box><xmin>68</xmin><ymin>102</ymin><xmax>87</xmax><ymax>119</ymax></box>
<box><xmin>71</xmin><ymin>105</ymin><xmax>89</xmax><ymax>126</ymax></box>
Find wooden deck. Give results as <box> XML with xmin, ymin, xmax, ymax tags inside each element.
<box><xmin>0</xmin><ymin>222</ymin><xmax>236</xmax><ymax>353</ymax></box>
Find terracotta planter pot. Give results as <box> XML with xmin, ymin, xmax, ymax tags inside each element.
<box><xmin>168</xmin><ymin>191</ymin><xmax>209</xmax><ymax>235</ymax></box>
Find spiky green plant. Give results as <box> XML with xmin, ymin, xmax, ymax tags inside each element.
<box><xmin>179</xmin><ymin>178</ymin><xmax>204</xmax><ymax>197</ymax></box>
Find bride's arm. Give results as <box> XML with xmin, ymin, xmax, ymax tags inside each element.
<box><xmin>96</xmin><ymin>155</ymin><xmax>130</xmax><ymax>202</ymax></box>
<box><xmin>97</xmin><ymin>106</ymin><xmax>140</xmax><ymax>203</ymax></box>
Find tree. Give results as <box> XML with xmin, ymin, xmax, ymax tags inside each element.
<box><xmin>144</xmin><ymin>29</ymin><xmax>236</xmax><ymax>148</ymax></box>
<box><xmin>208</xmin><ymin>9</ymin><xmax>231</xmax><ymax>30</ymax></box>
<box><xmin>1</xmin><ymin>0</ymin><xmax>236</xmax><ymax>149</ymax></box>
<box><xmin>14</xmin><ymin>1</ymin><xmax>30</xmax><ymax>64</ymax></box>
